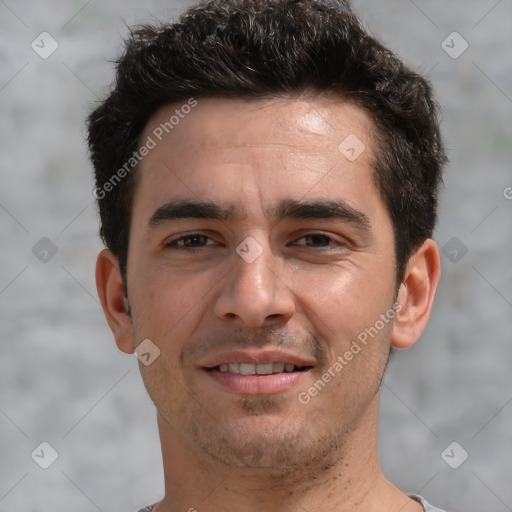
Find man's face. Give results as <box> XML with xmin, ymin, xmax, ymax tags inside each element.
<box><xmin>126</xmin><ymin>97</ymin><xmax>397</xmax><ymax>470</ymax></box>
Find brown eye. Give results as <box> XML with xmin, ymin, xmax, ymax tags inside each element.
<box><xmin>165</xmin><ymin>234</ymin><xmax>214</xmax><ymax>248</ymax></box>
<box><xmin>180</xmin><ymin>234</ymin><xmax>208</xmax><ymax>247</ymax></box>
<box><xmin>305</xmin><ymin>234</ymin><xmax>331</xmax><ymax>247</ymax></box>
<box><xmin>295</xmin><ymin>234</ymin><xmax>332</xmax><ymax>247</ymax></box>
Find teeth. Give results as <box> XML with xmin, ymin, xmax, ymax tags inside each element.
<box><xmin>217</xmin><ymin>362</ymin><xmax>298</xmax><ymax>374</ymax></box>
<box><xmin>239</xmin><ymin>363</ymin><xmax>255</xmax><ymax>375</ymax></box>
<box><xmin>256</xmin><ymin>363</ymin><xmax>273</xmax><ymax>375</ymax></box>
<box><xmin>272</xmin><ymin>362</ymin><xmax>285</xmax><ymax>373</ymax></box>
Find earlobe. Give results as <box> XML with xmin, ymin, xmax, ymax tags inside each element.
<box><xmin>391</xmin><ymin>239</ymin><xmax>441</xmax><ymax>349</ymax></box>
<box><xmin>95</xmin><ymin>249</ymin><xmax>135</xmax><ymax>354</ymax></box>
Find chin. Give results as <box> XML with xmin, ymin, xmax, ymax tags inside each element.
<box><xmin>188</xmin><ymin>408</ymin><xmax>341</xmax><ymax>471</ymax></box>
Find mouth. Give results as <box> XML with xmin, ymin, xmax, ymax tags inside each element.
<box><xmin>208</xmin><ymin>362</ymin><xmax>312</xmax><ymax>375</ymax></box>
<box><xmin>201</xmin><ymin>351</ymin><xmax>315</xmax><ymax>395</ymax></box>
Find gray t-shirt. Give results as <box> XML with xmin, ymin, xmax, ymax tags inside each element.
<box><xmin>136</xmin><ymin>494</ymin><xmax>447</xmax><ymax>511</ymax></box>
<box><xmin>410</xmin><ymin>494</ymin><xmax>447</xmax><ymax>511</ymax></box>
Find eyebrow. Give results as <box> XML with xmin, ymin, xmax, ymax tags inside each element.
<box><xmin>147</xmin><ymin>198</ymin><xmax>371</xmax><ymax>231</ymax></box>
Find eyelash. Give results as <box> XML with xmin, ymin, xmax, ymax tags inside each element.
<box><xmin>164</xmin><ymin>233</ymin><xmax>346</xmax><ymax>251</ymax></box>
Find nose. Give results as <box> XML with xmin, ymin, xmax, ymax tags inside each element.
<box><xmin>213</xmin><ymin>238</ymin><xmax>296</xmax><ymax>328</ymax></box>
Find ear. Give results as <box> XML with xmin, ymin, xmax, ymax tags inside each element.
<box><xmin>391</xmin><ymin>239</ymin><xmax>441</xmax><ymax>349</ymax></box>
<box><xmin>95</xmin><ymin>249</ymin><xmax>135</xmax><ymax>354</ymax></box>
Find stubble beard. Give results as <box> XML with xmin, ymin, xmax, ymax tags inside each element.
<box><xmin>177</xmin><ymin>363</ymin><xmax>386</xmax><ymax>482</ymax></box>
<box><xmin>134</xmin><ymin>308</ymin><xmax>392</xmax><ymax>482</ymax></box>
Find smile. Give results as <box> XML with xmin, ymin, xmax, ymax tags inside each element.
<box><xmin>214</xmin><ymin>362</ymin><xmax>309</xmax><ymax>375</ymax></box>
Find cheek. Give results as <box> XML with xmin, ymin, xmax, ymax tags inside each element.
<box><xmin>295</xmin><ymin>260</ymin><xmax>394</xmax><ymax>350</ymax></box>
<box><xmin>129</xmin><ymin>264</ymin><xmax>214</xmax><ymax>347</ymax></box>
<box><xmin>130</xmin><ymin>270</ymin><xmax>208</xmax><ymax>407</ymax></box>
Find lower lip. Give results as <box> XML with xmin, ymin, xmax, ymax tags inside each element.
<box><xmin>204</xmin><ymin>369</ymin><xmax>308</xmax><ymax>395</ymax></box>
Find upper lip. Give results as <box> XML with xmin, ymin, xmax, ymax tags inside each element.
<box><xmin>200</xmin><ymin>349</ymin><xmax>316</xmax><ymax>369</ymax></box>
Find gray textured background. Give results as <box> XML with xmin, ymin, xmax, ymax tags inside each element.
<box><xmin>1</xmin><ymin>1</ymin><xmax>511</xmax><ymax>511</ymax></box>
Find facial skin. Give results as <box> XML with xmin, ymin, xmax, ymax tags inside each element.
<box><xmin>96</xmin><ymin>96</ymin><xmax>440</xmax><ymax>512</ymax></box>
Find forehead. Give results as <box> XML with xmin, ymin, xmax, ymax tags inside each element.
<box><xmin>133</xmin><ymin>96</ymin><xmax>382</xmax><ymax>222</ymax></box>
<box><xmin>142</xmin><ymin>95</ymin><xmax>374</xmax><ymax>161</ymax></box>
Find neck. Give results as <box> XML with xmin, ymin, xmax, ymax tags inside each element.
<box><xmin>152</xmin><ymin>393</ymin><xmax>421</xmax><ymax>512</ymax></box>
